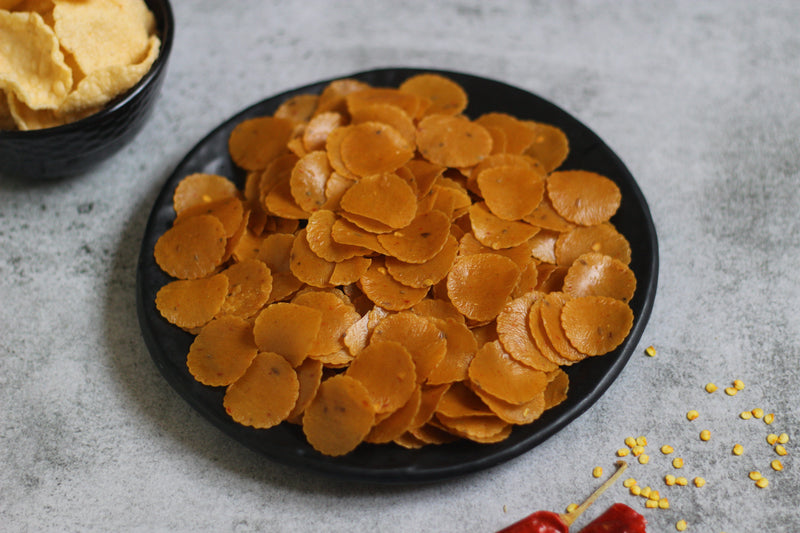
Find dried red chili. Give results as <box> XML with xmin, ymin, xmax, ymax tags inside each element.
<box><xmin>577</xmin><ymin>503</ymin><xmax>647</xmax><ymax>533</ymax></box>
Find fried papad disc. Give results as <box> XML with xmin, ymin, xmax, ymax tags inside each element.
<box><xmin>555</xmin><ymin>223</ymin><xmax>632</xmax><ymax>266</ymax></box>
<box><xmin>228</xmin><ymin>116</ymin><xmax>294</xmax><ymax>171</ymax></box>
<box><xmin>468</xmin><ymin>202</ymin><xmax>539</xmax><ymax>250</ymax></box>
<box><xmin>289</xmin><ymin>228</ymin><xmax>335</xmax><ymax>288</ymax></box>
<box><xmin>256</xmin><ymin>233</ymin><xmax>304</xmax><ymax>303</ymax></box>
<box><xmin>154</xmin><ymin>214</ymin><xmax>227</xmax><ymax>280</ymax></box>
<box><xmin>468</xmin><ymin>153</ymin><xmax>543</xmax><ymax>191</ymax></box>
<box><xmin>371</xmin><ymin>311</ymin><xmax>447</xmax><ymax>383</ymax></box>
<box><xmin>561</xmin><ymin>296</ymin><xmax>634</xmax><ymax>356</ymax></box>
<box><xmin>522</xmin><ymin>197</ymin><xmax>575</xmax><ymax>233</ymax></box>
<box><xmin>264</xmin><ymin>174</ymin><xmax>308</xmax><ymax>220</ymax></box>
<box><xmin>485</xmin><ymin>125</ymin><xmax>508</xmax><ymax>155</ymax></box>
<box><xmin>398</xmin><ymin>73</ymin><xmax>468</xmax><ymax>116</ymax></box>
<box><xmin>536</xmin><ymin>265</ymin><xmax>568</xmax><ymax>293</ymax></box>
<box><xmin>231</xmin><ymin>228</ymin><xmax>264</xmax><ymax>263</ymax></box>
<box><xmin>472</xmin><ymin>385</ymin><xmax>546</xmax><ymax>425</ymax></box>
<box><xmin>496</xmin><ymin>291</ymin><xmax>559</xmax><ymax>372</ymax></box>
<box><xmin>306</xmin><ymin>210</ymin><xmax>370</xmax><ymax>262</ymax></box>
<box><xmin>173</xmin><ymin>173</ymin><xmax>238</xmax><ymax>215</ymax></box>
<box><xmin>409</xmin><ymin>422</ymin><xmax>460</xmax><ymax>445</ymax></box>
<box><xmin>313</xmin><ymin>349</ymin><xmax>354</xmax><ymax>368</ymax></box>
<box><xmin>350</xmin><ymin>102</ymin><xmax>416</xmax><ymax>145</ymax></box>
<box><xmin>252</xmin><ymin>302</ymin><xmax>323</xmax><ymax>366</ymax></box>
<box><xmin>223</xmin><ymin>352</ymin><xmax>299</xmax><ymax>429</ymax></box>
<box><xmin>174</xmin><ymin>196</ymin><xmax>245</xmax><ymax>239</ymax></box>
<box><xmin>330</xmin><ymin>217</ymin><xmax>389</xmax><ymax>255</ymax></box>
<box><xmin>314</xmin><ymin>78</ymin><xmax>370</xmax><ymax>117</ymax></box>
<box><xmin>475</xmin><ymin>112</ymin><xmax>536</xmax><ymax>155</ymax></box>
<box><xmin>339</xmin><ymin>172</ymin><xmax>418</xmax><ymax>229</ymax></box>
<box><xmin>446</xmin><ymin>253</ymin><xmax>521</xmax><ymax>322</ymax></box>
<box><xmin>529</xmin><ymin>229</ymin><xmax>559</xmax><ymax>264</ymax></box>
<box><xmin>476</xmin><ymin>164</ymin><xmax>546</xmax><ymax>221</ymax></box>
<box><xmin>292</xmin><ymin>289</ymin><xmax>360</xmax><ymax>357</ymax></box>
<box><xmin>523</xmin><ymin>121</ymin><xmax>570</xmax><ymax>173</ymax></box>
<box><xmin>404</xmin><ymin>158</ymin><xmax>446</xmax><ymax>197</ymax></box>
<box><xmin>539</xmin><ymin>292</ymin><xmax>587</xmax><ymax>363</ymax></box>
<box><xmin>329</xmin><ymin>256</ymin><xmax>372</xmax><ymax>286</ymax></box>
<box><xmin>527</xmin><ymin>299</ymin><xmax>573</xmax><ymax>366</ymax></box>
<box><xmin>286</xmin><ymin>358</ymin><xmax>324</xmax><ymax>424</ymax></box>
<box><xmin>436</xmin><ymin>381</ymin><xmax>494</xmax><ymax>420</ymax></box>
<box><xmin>458</xmin><ymin>232</ymin><xmax>532</xmax><ymax>270</ymax></box>
<box><xmin>345</xmin><ymin>87</ymin><xmax>423</xmax><ymax>119</ymax></box>
<box><xmin>339</xmin><ymin>121</ymin><xmax>414</xmax><ymax>177</ymax></box>
<box><xmin>547</xmin><ymin>170</ymin><xmax>622</xmax><ymax>226</ymax></box>
<box><xmin>393</xmin><ymin>432</ymin><xmax>427</xmax><ymax>449</ymax></box>
<box><xmin>324</xmin><ymin>125</ymin><xmax>359</xmax><ymax>180</ymax></box>
<box><xmin>377</xmin><ymin>210</ymin><xmax>451</xmax><ymax>264</ymax></box>
<box><xmin>338</xmin><ymin>210</ymin><xmax>395</xmax><ymax>234</ymax></box>
<box><xmin>289</xmin><ymin>150</ymin><xmax>331</xmax><ymax>214</ymax></box>
<box><xmin>259</xmin><ymin>152</ymin><xmax>299</xmax><ymax>202</ymax></box>
<box><xmin>274</xmin><ymin>93</ymin><xmax>319</xmax><ymax>124</ymax></box>
<box><xmin>346</xmin><ymin>340</ymin><xmax>417</xmax><ymax>414</ymax></box>
<box><xmin>385</xmin><ymin>233</ymin><xmax>458</xmax><ymax>288</ymax></box>
<box><xmin>358</xmin><ymin>259</ymin><xmax>429</xmax><ymax>311</ymax></box>
<box><xmin>218</xmin><ymin>258</ymin><xmax>273</xmax><ymax>319</ymax></box>
<box><xmin>512</xmin><ymin>260</ymin><xmax>541</xmax><ymax>298</ymax></box>
<box><xmin>416</xmin><ymin>114</ymin><xmax>493</xmax><ymax>168</ymax></box>
<box><xmin>302</xmin><ymin>111</ymin><xmax>343</xmax><ymax>152</ymax></box>
<box><xmin>543</xmin><ymin>368</ymin><xmax>570</xmax><ymax>410</ymax></box>
<box><xmin>468</xmin><ymin>340</ymin><xmax>548</xmax><ymax>405</ymax></box>
<box><xmin>411</xmin><ymin>298</ymin><xmax>465</xmax><ymax>324</ymax></box>
<box><xmin>343</xmin><ymin>306</ymin><xmax>389</xmax><ymax>356</ymax></box>
<box><xmin>186</xmin><ymin>316</ymin><xmax>259</xmax><ymax>386</ymax></box>
<box><xmin>365</xmin><ymin>385</ymin><xmax>422</xmax><ymax>444</ymax></box>
<box><xmin>302</xmin><ymin>374</ymin><xmax>375</xmax><ymax>456</ymax></box>
<box><xmin>411</xmin><ymin>384</ymin><xmax>450</xmax><ymax>428</ymax></box>
<box><xmin>563</xmin><ymin>252</ymin><xmax>637</xmax><ymax>303</ymax></box>
<box><xmin>425</xmin><ymin>317</ymin><xmax>478</xmax><ymax>385</ymax></box>
<box><xmin>435</xmin><ymin>412</ymin><xmax>511</xmax><ymax>443</ymax></box>
<box><xmin>155</xmin><ymin>273</ymin><xmax>229</xmax><ymax>330</ymax></box>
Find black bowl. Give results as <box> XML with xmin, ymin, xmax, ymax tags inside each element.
<box><xmin>0</xmin><ymin>0</ymin><xmax>174</xmax><ymax>180</ymax></box>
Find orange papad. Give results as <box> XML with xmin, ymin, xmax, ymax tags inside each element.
<box><xmin>152</xmin><ymin>72</ymin><xmax>637</xmax><ymax>456</ymax></box>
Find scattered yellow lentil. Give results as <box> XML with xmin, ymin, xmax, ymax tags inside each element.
<box><xmin>676</xmin><ymin>476</ymin><xmax>688</xmax><ymax>486</ymax></box>
<box><xmin>700</xmin><ymin>429</ymin><xmax>711</xmax><ymax>441</ymax></box>
<box><xmin>676</xmin><ymin>519</ymin><xmax>688</xmax><ymax>531</ymax></box>
<box><xmin>645</xmin><ymin>499</ymin><xmax>658</xmax><ymax>509</ymax></box>
<box><xmin>673</xmin><ymin>457</ymin><xmax>684</xmax><ymax>469</ymax></box>
<box><xmin>732</xmin><ymin>444</ymin><xmax>744</xmax><ymax>456</ymax></box>
<box><xmin>636</xmin><ymin>436</ymin><xmax>648</xmax><ymax>446</ymax></box>
<box><xmin>686</xmin><ymin>410</ymin><xmax>699</xmax><ymax>421</ymax></box>
<box><xmin>767</xmin><ymin>434</ymin><xmax>779</xmax><ymax>446</ymax></box>
<box><xmin>749</xmin><ymin>471</ymin><xmax>762</xmax><ymax>481</ymax></box>
<box><xmin>778</xmin><ymin>432</ymin><xmax>789</xmax><ymax>444</ymax></box>
<box><xmin>661</xmin><ymin>444</ymin><xmax>674</xmax><ymax>454</ymax></box>
<box><xmin>751</xmin><ymin>408</ymin><xmax>764</xmax><ymax>419</ymax></box>
<box><xmin>592</xmin><ymin>466</ymin><xmax>603</xmax><ymax>478</ymax></box>
<box><xmin>775</xmin><ymin>445</ymin><xmax>787</xmax><ymax>456</ymax></box>
<box><xmin>740</xmin><ymin>411</ymin><xmax>753</xmax><ymax>420</ymax></box>
<box><xmin>616</xmin><ymin>448</ymin><xmax>630</xmax><ymax>457</ymax></box>
<box><xmin>733</xmin><ymin>379</ymin><xmax>745</xmax><ymax>390</ymax></box>
<box><xmin>566</xmin><ymin>503</ymin><xmax>578</xmax><ymax>513</ymax></box>
<box><xmin>648</xmin><ymin>490</ymin><xmax>660</xmax><ymax>501</ymax></box>
<box><xmin>665</xmin><ymin>474</ymin><xmax>676</xmax><ymax>486</ymax></box>
<box><xmin>639</xmin><ymin>486</ymin><xmax>651</xmax><ymax>499</ymax></box>
<box><xmin>632</xmin><ymin>445</ymin><xmax>645</xmax><ymax>457</ymax></box>
<box><xmin>771</xmin><ymin>459</ymin><xmax>784</xmax><ymax>471</ymax></box>
<box><xmin>658</xmin><ymin>497</ymin><xmax>670</xmax><ymax>510</ymax></box>
<box><xmin>705</xmin><ymin>382</ymin><xmax>718</xmax><ymax>393</ymax></box>
<box><xmin>623</xmin><ymin>478</ymin><xmax>637</xmax><ymax>488</ymax></box>
<box><xmin>638</xmin><ymin>454</ymin><xmax>650</xmax><ymax>465</ymax></box>
<box><xmin>693</xmin><ymin>477</ymin><xmax>706</xmax><ymax>488</ymax></box>
<box><xmin>625</xmin><ymin>436</ymin><xmax>637</xmax><ymax>448</ymax></box>
<box><xmin>756</xmin><ymin>477</ymin><xmax>769</xmax><ymax>489</ymax></box>
<box><xmin>645</xmin><ymin>346</ymin><xmax>656</xmax><ymax>357</ymax></box>
<box><xmin>725</xmin><ymin>387</ymin><xmax>738</xmax><ymax>396</ymax></box>
<box><xmin>630</xmin><ymin>485</ymin><xmax>642</xmax><ymax>496</ymax></box>
<box><xmin>764</xmin><ymin>413</ymin><xmax>775</xmax><ymax>425</ymax></box>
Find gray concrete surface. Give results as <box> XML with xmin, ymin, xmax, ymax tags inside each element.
<box><xmin>2</xmin><ymin>1</ymin><xmax>798</xmax><ymax>531</ymax></box>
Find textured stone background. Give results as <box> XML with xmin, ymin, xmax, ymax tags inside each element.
<box><xmin>2</xmin><ymin>1</ymin><xmax>799</xmax><ymax>531</ymax></box>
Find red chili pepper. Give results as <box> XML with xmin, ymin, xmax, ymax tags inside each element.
<box><xmin>577</xmin><ymin>503</ymin><xmax>647</xmax><ymax>533</ymax></box>
<box><xmin>496</xmin><ymin>461</ymin><xmax>631</xmax><ymax>533</ymax></box>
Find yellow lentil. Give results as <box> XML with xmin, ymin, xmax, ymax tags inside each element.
<box><xmin>673</xmin><ymin>457</ymin><xmax>684</xmax><ymax>469</ymax></box>
<box><xmin>725</xmin><ymin>387</ymin><xmax>738</xmax><ymax>396</ymax></box>
<box><xmin>645</xmin><ymin>346</ymin><xmax>656</xmax><ymax>357</ymax></box>
<box><xmin>592</xmin><ymin>466</ymin><xmax>603</xmax><ymax>478</ymax></box>
<box><xmin>616</xmin><ymin>448</ymin><xmax>630</xmax><ymax>457</ymax></box>
<box><xmin>640</xmin><ymin>486</ymin><xmax>651</xmax><ymax>498</ymax></box>
<box><xmin>705</xmin><ymin>382</ymin><xmax>717</xmax><ymax>393</ymax></box>
<box><xmin>740</xmin><ymin>411</ymin><xmax>753</xmax><ymax>420</ymax></box>
<box><xmin>638</xmin><ymin>454</ymin><xmax>650</xmax><ymax>465</ymax></box>
<box><xmin>661</xmin><ymin>444</ymin><xmax>674</xmax><ymax>454</ymax></box>
<box><xmin>771</xmin><ymin>459</ymin><xmax>783</xmax><ymax>471</ymax></box>
<box><xmin>749</xmin><ymin>471</ymin><xmax>762</xmax><ymax>481</ymax></box>
<box><xmin>630</xmin><ymin>485</ymin><xmax>641</xmax><ymax>496</ymax></box>
<box><xmin>756</xmin><ymin>477</ymin><xmax>769</xmax><ymax>488</ymax></box>
<box><xmin>676</xmin><ymin>519</ymin><xmax>688</xmax><ymax>531</ymax></box>
<box><xmin>775</xmin><ymin>445</ymin><xmax>787</xmax><ymax>456</ymax></box>
<box><xmin>686</xmin><ymin>410</ymin><xmax>699</xmax><ymax>421</ymax></box>
<box><xmin>751</xmin><ymin>408</ymin><xmax>764</xmax><ymax>419</ymax></box>
<box><xmin>693</xmin><ymin>477</ymin><xmax>706</xmax><ymax>487</ymax></box>
<box><xmin>732</xmin><ymin>443</ymin><xmax>744</xmax><ymax>456</ymax></box>
<box><xmin>778</xmin><ymin>432</ymin><xmax>789</xmax><ymax>444</ymax></box>
<box><xmin>700</xmin><ymin>429</ymin><xmax>711</xmax><ymax>441</ymax></box>
<box><xmin>658</xmin><ymin>497</ymin><xmax>670</xmax><ymax>509</ymax></box>
<box><xmin>625</xmin><ymin>436</ymin><xmax>637</xmax><ymax>448</ymax></box>
<box><xmin>636</xmin><ymin>436</ymin><xmax>648</xmax><ymax>446</ymax></box>
<box><xmin>764</xmin><ymin>413</ymin><xmax>775</xmax><ymax>425</ymax></box>
<box><xmin>648</xmin><ymin>489</ymin><xmax>660</xmax><ymax>501</ymax></box>
<box><xmin>665</xmin><ymin>474</ymin><xmax>676</xmax><ymax>486</ymax></box>
<box><xmin>733</xmin><ymin>379</ymin><xmax>745</xmax><ymax>390</ymax></box>
<box><xmin>767</xmin><ymin>434</ymin><xmax>779</xmax><ymax>445</ymax></box>
<box><xmin>566</xmin><ymin>503</ymin><xmax>578</xmax><ymax>513</ymax></box>
<box><xmin>623</xmin><ymin>478</ymin><xmax>637</xmax><ymax>488</ymax></box>
<box><xmin>676</xmin><ymin>476</ymin><xmax>688</xmax><ymax>486</ymax></box>
<box><xmin>632</xmin><ymin>445</ymin><xmax>645</xmax><ymax>457</ymax></box>
<box><xmin>645</xmin><ymin>499</ymin><xmax>658</xmax><ymax>509</ymax></box>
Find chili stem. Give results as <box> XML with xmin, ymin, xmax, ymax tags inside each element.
<box><xmin>560</xmin><ymin>460</ymin><xmax>628</xmax><ymax>526</ymax></box>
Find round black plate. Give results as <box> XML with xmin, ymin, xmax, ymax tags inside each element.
<box><xmin>136</xmin><ymin>68</ymin><xmax>658</xmax><ymax>484</ymax></box>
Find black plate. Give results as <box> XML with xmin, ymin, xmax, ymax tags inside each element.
<box><xmin>136</xmin><ymin>68</ymin><xmax>658</xmax><ymax>484</ymax></box>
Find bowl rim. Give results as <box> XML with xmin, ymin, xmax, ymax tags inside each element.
<box><xmin>0</xmin><ymin>0</ymin><xmax>174</xmax><ymax>139</ymax></box>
